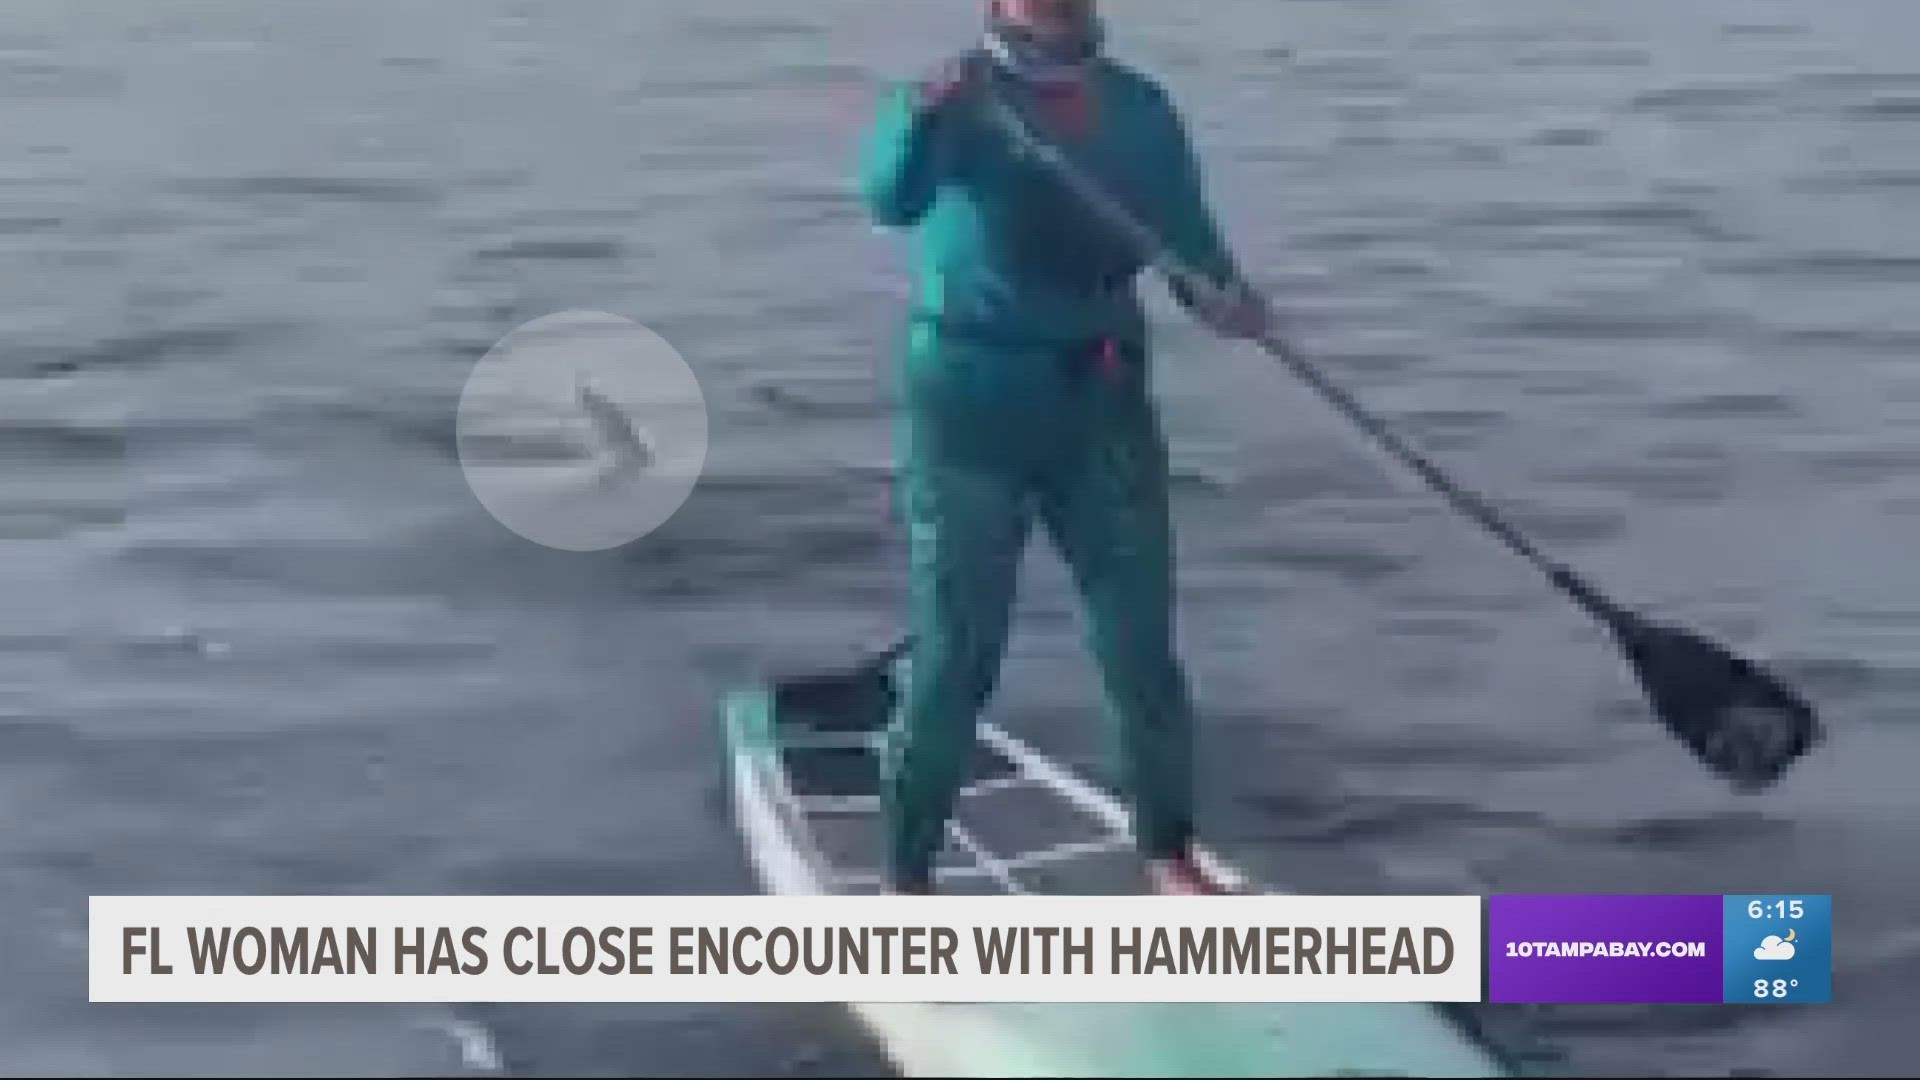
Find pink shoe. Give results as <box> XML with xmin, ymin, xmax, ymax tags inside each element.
<box><xmin>1147</xmin><ymin>851</ymin><xmax>1226</xmax><ymax>896</ymax></box>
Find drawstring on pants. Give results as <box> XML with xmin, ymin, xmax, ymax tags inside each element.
<box><xmin>1067</xmin><ymin>337</ymin><xmax>1124</xmax><ymax>389</ymax></box>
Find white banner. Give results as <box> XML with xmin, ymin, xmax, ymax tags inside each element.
<box><xmin>90</xmin><ymin>894</ymin><xmax>1483</xmax><ymax>1003</ymax></box>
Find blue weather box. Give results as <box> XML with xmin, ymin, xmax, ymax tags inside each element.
<box><xmin>1723</xmin><ymin>895</ymin><xmax>1832</xmax><ymax>1004</ymax></box>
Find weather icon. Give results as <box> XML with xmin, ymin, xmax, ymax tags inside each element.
<box><xmin>1754</xmin><ymin>929</ymin><xmax>1798</xmax><ymax>961</ymax></box>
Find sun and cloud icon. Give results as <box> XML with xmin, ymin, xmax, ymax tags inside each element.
<box><xmin>1754</xmin><ymin>928</ymin><xmax>1798</xmax><ymax>961</ymax></box>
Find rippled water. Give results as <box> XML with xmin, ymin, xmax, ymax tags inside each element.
<box><xmin>5</xmin><ymin>0</ymin><xmax>1918</xmax><ymax>1075</ymax></box>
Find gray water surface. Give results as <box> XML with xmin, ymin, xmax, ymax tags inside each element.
<box><xmin>5</xmin><ymin>0</ymin><xmax>1918</xmax><ymax>1075</ymax></box>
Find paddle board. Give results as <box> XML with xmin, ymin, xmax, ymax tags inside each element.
<box><xmin>716</xmin><ymin>655</ymin><xmax>1514</xmax><ymax>1077</ymax></box>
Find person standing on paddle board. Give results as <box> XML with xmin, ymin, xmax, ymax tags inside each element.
<box><xmin>858</xmin><ymin>0</ymin><xmax>1270</xmax><ymax>895</ymax></box>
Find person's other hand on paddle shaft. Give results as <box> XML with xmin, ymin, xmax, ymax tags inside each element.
<box><xmin>913</xmin><ymin>53</ymin><xmax>982</xmax><ymax>117</ymax></box>
<box><xmin>859</xmin><ymin>0</ymin><xmax>1252</xmax><ymax>897</ymax></box>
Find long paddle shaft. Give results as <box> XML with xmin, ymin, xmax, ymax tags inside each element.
<box><xmin>952</xmin><ymin>78</ymin><xmax>1823</xmax><ymax>791</ymax></box>
<box><xmin>979</xmin><ymin>91</ymin><xmax>1627</xmax><ymax>622</ymax></box>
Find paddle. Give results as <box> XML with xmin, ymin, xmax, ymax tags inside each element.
<box><xmin>798</xmin><ymin>65</ymin><xmax>1823</xmax><ymax>794</ymax></box>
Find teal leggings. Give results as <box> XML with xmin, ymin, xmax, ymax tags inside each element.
<box><xmin>881</xmin><ymin>335</ymin><xmax>1196</xmax><ymax>889</ymax></box>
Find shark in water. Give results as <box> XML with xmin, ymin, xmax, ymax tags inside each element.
<box><xmin>576</xmin><ymin>375</ymin><xmax>654</xmax><ymax>486</ymax></box>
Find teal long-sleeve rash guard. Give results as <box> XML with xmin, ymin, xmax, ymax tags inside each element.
<box><xmin>858</xmin><ymin>56</ymin><xmax>1241</xmax><ymax>355</ymax></box>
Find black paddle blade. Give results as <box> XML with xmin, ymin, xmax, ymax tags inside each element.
<box><xmin>1609</xmin><ymin>613</ymin><xmax>1824</xmax><ymax>792</ymax></box>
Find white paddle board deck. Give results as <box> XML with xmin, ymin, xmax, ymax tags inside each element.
<box><xmin>718</xmin><ymin>659</ymin><xmax>1512</xmax><ymax>1077</ymax></box>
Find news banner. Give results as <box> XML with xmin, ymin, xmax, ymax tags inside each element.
<box><xmin>90</xmin><ymin>894</ymin><xmax>1831</xmax><ymax>1005</ymax></box>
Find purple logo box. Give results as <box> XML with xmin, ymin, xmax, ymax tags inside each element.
<box><xmin>1488</xmin><ymin>895</ymin><xmax>1723</xmax><ymax>1003</ymax></box>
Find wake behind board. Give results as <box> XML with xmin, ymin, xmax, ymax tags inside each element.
<box><xmin>718</xmin><ymin>656</ymin><xmax>1512</xmax><ymax>1078</ymax></box>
